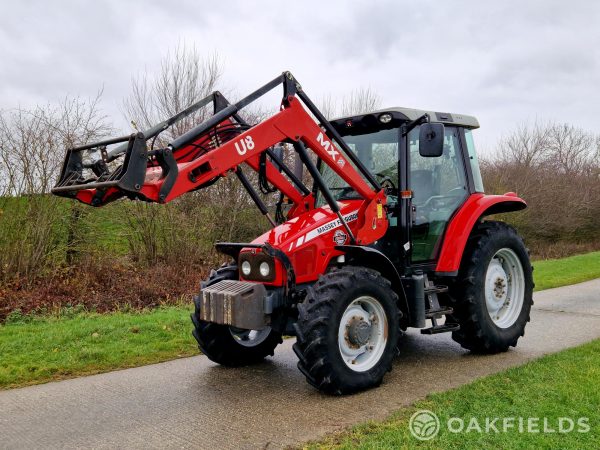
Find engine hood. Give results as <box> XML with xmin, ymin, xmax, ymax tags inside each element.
<box><xmin>251</xmin><ymin>200</ymin><xmax>362</xmax><ymax>251</ymax></box>
<box><xmin>243</xmin><ymin>200</ymin><xmax>364</xmax><ymax>284</ymax></box>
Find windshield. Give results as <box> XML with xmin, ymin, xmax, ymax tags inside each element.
<box><xmin>318</xmin><ymin>128</ymin><xmax>399</xmax><ymax>206</ymax></box>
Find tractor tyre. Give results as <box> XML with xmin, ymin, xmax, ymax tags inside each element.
<box><xmin>449</xmin><ymin>221</ymin><xmax>534</xmax><ymax>353</ymax></box>
<box><xmin>293</xmin><ymin>266</ymin><xmax>400</xmax><ymax>395</ymax></box>
<box><xmin>191</xmin><ymin>264</ymin><xmax>283</xmax><ymax>367</ymax></box>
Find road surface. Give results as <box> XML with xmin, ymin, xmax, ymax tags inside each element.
<box><xmin>1</xmin><ymin>279</ymin><xmax>599</xmax><ymax>449</ymax></box>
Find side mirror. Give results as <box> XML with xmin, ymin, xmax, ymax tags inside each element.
<box><xmin>419</xmin><ymin>123</ymin><xmax>445</xmax><ymax>157</ymax></box>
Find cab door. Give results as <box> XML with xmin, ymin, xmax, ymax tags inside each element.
<box><xmin>408</xmin><ymin>126</ymin><xmax>469</xmax><ymax>262</ymax></box>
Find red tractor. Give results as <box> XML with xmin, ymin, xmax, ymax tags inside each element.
<box><xmin>53</xmin><ymin>72</ymin><xmax>533</xmax><ymax>394</ymax></box>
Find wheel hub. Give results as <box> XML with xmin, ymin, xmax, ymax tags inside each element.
<box><xmin>347</xmin><ymin>316</ymin><xmax>372</xmax><ymax>347</ymax></box>
<box><xmin>486</xmin><ymin>261</ymin><xmax>508</xmax><ymax>307</ymax></box>
<box><xmin>493</xmin><ymin>277</ymin><xmax>507</xmax><ymax>299</ymax></box>
<box><xmin>484</xmin><ymin>248</ymin><xmax>526</xmax><ymax>328</ymax></box>
<box><xmin>338</xmin><ymin>296</ymin><xmax>388</xmax><ymax>372</ymax></box>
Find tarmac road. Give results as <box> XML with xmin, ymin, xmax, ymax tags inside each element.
<box><xmin>1</xmin><ymin>279</ymin><xmax>599</xmax><ymax>449</ymax></box>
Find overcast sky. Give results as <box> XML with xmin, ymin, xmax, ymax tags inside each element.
<box><xmin>1</xmin><ymin>0</ymin><xmax>599</xmax><ymax>154</ymax></box>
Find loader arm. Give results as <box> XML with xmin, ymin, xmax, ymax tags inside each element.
<box><xmin>53</xmin><ymin>72</ymin><xmax>388</xmax><ymax>244</ymax></box>
<box><xmin>139</xmin><ymin>97</ymin><xmax>377</xmax><ymax>204</ymax></box>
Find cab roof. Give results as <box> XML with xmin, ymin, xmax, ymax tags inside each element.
<box><xmin>332</xmin><ymin>107</ymin><xmax>480</xmax><ymax>130</ymax></box>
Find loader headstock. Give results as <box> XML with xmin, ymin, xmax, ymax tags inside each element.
<box><xmin>51</xmin><ymin>91</ymin><xmax>234</xmax><ymax>205</ymax></box>
<box><xmin>53</xmin><ymin>132</ymin><xmax>150</xmax><ymax>205</ymax></box>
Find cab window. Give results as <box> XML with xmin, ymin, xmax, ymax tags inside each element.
<box><xmin>409</xmin><ymin>126</ymin><xmax>468</xmax><ymax>261</ymax></box>
<box><xmin>318</xmin><ymin>128</ymin><xmax>399</xmax><ymax>205</ymax></box>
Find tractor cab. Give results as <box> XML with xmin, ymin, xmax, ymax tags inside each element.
<box><xmin>329</xmin><ymin>108</ymin><xmax>484</xmax><ymax>268</ymax></box>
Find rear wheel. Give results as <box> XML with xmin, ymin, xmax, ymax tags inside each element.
<box><xmin>450</xmin><ymin>221</ymin><xmax>533</xmax><ymax>353</ymax></box>
<box><xmin>191</xmin><ymin>264</ymin><xmax>283</xmax><ymax>366</ymax></box>
<box><xmin>293</xmin><ymin>267</ymin><xmax>400</xmax><ymax>395</ymax></box>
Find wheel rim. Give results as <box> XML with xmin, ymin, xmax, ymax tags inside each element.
<box><xmin>484</xmin><ymin>248</ymin><xmax>525</xmax><ymax>328</ymax></box>
<box><xmin>229</xmin><ymin>327</ymin><xmax>271</xmax><ymax>347</ymax></box>
<box><xmin>337</xmin><ymin>296</ymin><xmax>388</xmax><ymax>372</ymax></box>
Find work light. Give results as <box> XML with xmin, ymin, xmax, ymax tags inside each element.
<box><xmin>379</xmin><ymin>113</ymin><xmax>392</xmax><ymax>123</ymax></box>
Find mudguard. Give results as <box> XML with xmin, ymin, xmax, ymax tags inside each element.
<box><xmin>435</xmin><ymin>193</ymin><xmax>527</xmax><ymax>275</ymax></box>
<box><xmin>335</xmin><ymin>245</ymin><xmax>410</xmax><ymax>323</ymax></box>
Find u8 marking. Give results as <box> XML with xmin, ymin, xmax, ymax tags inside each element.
<box><xmin>234</xmin><ymin>135</ymin><xmax>255</xmax><ymax>155</ymax></box>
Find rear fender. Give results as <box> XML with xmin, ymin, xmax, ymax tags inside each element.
<box><xmin>435</xmin><ymin>193</ymin><xmax>527</xmax><ymax>274</ymax></box>
<box><xmin>335</xmin><ymin>245</ymin><xmax>410</xmax><ymax>325</ymax></box>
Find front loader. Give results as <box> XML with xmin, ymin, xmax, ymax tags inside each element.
<box><xmin>53</xmin><ymin>72</ymin><xmax>533</xmax><ymax>394</ymax></box>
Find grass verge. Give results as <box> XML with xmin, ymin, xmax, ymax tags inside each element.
<box><xmin>533</xmin><ymin>251</ymin><xmax>600</xmax><ymax>291</ymax></box>
<box><xmin>0</xmin><ymin>307</ymin><xmax>196</xmax><ymax>389</ymax></box>
<box><xmin>307</xmin><ymin>339</ymin><xmax>600</xmax><ymax>449</ymax></box>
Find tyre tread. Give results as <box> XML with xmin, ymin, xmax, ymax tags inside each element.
<box><xmin>450</xmin><ymin>221</ymin><xmax>533</xmax><ymax>353</ymax></box>
<box><xmin>293</xmin><ymin>266</ymin><xmax>400</xmax><ymax>394</ymax></box>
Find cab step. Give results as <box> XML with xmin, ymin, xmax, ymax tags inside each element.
<box><xmin>424</xmin><ymin>284</ymin><xmax>448</xmax><ymax>295</ymax></box>
<box><xmin>425</xmin><ymin>306</ymin><xmax>454</xmax><ymax>319</ymax></box>
<box><xmin>421</xmin><ymin>323</ymin><xmax>460</xmax><ymax>335</ymax></box>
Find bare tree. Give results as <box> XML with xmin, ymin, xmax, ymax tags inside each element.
<box><xmin>124</xmin><ymin>44</ymin><xmax>221</xmax><ymax>143</ymax></box>
<box><xmin>496</xmin><ymin>121</ymin><xmax>549</xmax><ymax>170</ymax></box>
<box><xmin>320</xmin><ymin>87</ymin><xmax>382</xmax><ymax>119</ymax></box>
<box><xmin>0</xmin><ymin>95</ymin><xmax>111</xmax><ymax>282</ymax></box>
<box><xmin>121</xmin><ymin>45</ymin><xmax>265</xmax><ymax>265</ymax></box>
<box><xmin>483</xmin><ymin>121</ymin><xmax>600</xmax><ymax>256</ymax></box>
<box><xmin>0</xmin><ymin>93</ymin><xmax>110</xmax><ymax>196</ymax></box>
<box><xmin>546</xmin><ymin>123</ymin><xmax>596</xmax><ymax>176</ymax></box>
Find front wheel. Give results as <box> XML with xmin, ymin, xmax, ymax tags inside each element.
<box><xmin>191</xmin><ymin>264</ymin><xmax>282</xmax><ymax>366</ymax></box>
<box><xmin>450</xmin><ymin>221</ymin><xmax>534</xmax><ymax>353</ymax></box>
<box><xmin>293</xmin><ymin>267</ymin><xmax>400</xmax><ymax>395</ymax></box>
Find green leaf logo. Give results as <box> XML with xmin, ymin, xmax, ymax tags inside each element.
<box><xmin>409</xmin><ymin>410</ymin><xmax>440</xmax><ymax>441</ymax></box>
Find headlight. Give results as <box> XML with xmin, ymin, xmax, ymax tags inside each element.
<box><xmin>259</xmin><ymin>261</ymin><xmax>270</xmax><ymax>277</ymax></box>
<box><xmin>239</xmin><ymin>252</ymin><xmax>276</xmax><ymax>282</ymax></box>
<box><xmin>241</xmin><ymin>260</ymin><xmax>252</xmax><ymax>276</ymax></box>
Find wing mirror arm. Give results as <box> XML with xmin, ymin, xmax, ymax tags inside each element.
<box><xmin>401</xmin><ymin>113</ymin><xmax>445</xmax><ymax>158</ymax></box>
<box><xmin>402</xmin><ymin>113</ymin><xmax>430</xmax><ymax>137</ymax></box>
